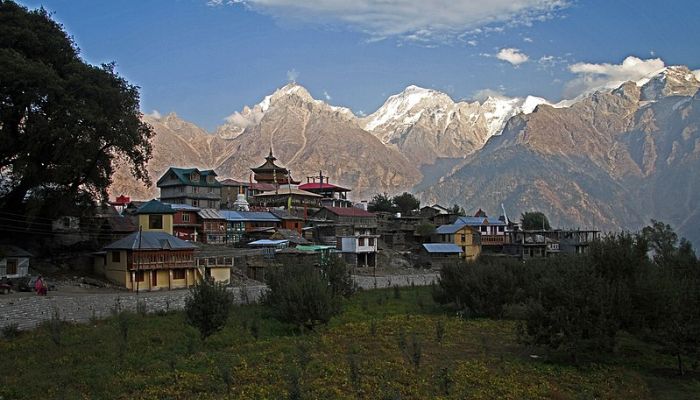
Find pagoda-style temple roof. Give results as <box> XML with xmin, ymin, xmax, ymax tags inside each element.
<box><xmin>250</xmin><ymin>149</ymin><xmax>300</xmax><ymax>185</ymax></box>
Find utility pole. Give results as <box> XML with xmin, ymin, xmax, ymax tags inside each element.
<box><xmin>136</xmin><ymin>226</ymin><xmax>142</xmax><ymax>295</ymax></box>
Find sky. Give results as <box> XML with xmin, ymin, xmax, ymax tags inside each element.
<box><xmin>18</xmin><ymin>0</ymin><xmax>700</xmax><ymax>131</ymax></box>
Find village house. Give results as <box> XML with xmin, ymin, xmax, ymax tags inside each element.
<box><xmin>169</xmin><ymin>203</ymin><xmax>200</xmax><ymax>242</ymax></box>
<box><xmin>135</xmin><ymin>199</ymin><xmax>175</xmax><ymax>235</ymax></box>
<box><xmin>454</xmin><ymin>211</ymin><xmax>507</xmax><ymax>251</ymax></box>
<box><xmin>434</xmin><ymin>224</ymin><xmax>482</xmax><ymax>261</ymax></box>
<box><xmin>310</xmin><ymin>206</ymin><xmax>379</xmax><ymax>267</ymax></box>
<box><xmin>503</xmin><ymin>229</ymin><xmax>600</xmax><ymax>259</ymax></box>
<box><xmin>157</xmin><ymin>167</ymin><xmax>222</xmax><ymax>209</ymax></box>
<box><xmin>96</xmin><ymin>231</ymin><xmax>200</xmax><ymax>291</ymax></box>
<box><xmin>219</xmin><ymin>210</ymin><xmax>282</xmax><ymax>244</ymax></box>
<box><xmin>418</xmin><ymin>243</ymin><xmax>462</xmax><ymax>269</ymax></box>
<box><xmin>270</xmin><ymin>209</ymin><xmax>304</xmax><ymax>233</ymax></box>
<box><xmin>197</xmin><ymin>208</ymin><xmax>227</xmax><ymax>244</ymax></box>
<box><xmin>0</xmin><ymin>245</ymin><xmax>32</xmax><ymax>279</ymax></box>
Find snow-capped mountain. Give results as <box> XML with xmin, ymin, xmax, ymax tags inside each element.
<box><xmin>216</xmin><ymin>83</ymin><xmax>356</xmax><ymax>139</ymax></box>
<box><xmin>360</xmin><ymin>85</ymin><xmax>549</xmax><ymax>164</ymax></box>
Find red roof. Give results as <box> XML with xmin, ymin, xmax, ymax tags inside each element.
<box><xmin>298</xmin><ymin>182</ymin><xmax>351</xmax><ymax>191</ymax></box>
<box><xmin>323</xmin><ymin>206</ymin><xmax>375</xmax><ymax>217</ymax></box>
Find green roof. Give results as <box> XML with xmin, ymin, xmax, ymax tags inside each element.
<box><xmin>296</xmin><ymin>245</ymin><xmax>335</xmax><ymax>252</ymax></box>
<box><xmin>157</xmin><ymin>167</ymin><xmax>222</xmax><ymax>188</ymax></box>
<box><xmin>136</xmin><ymin>199</ymin><xmax>175</xmax><ymax>215</ymax></box>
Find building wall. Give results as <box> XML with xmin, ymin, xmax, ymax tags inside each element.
<box><xmin>138</xmin><ymin>214</ymin><xmax>174</xmax><ymax>235</ymax></box>
<box><xmin>0</xmin><ymin>257</ymin><xmax>30</xmax><ymax>278</ymax></box>
<box><xmin>104</xmin><ymin>250</ymin><xmax>128</xmax><ymax>286</ymax></box>
<box><xmin>454</xmin><ymin>227</ymin><xmax>482</xmax><ymax>261</ymax></box>
<box><xmin>209</xmin><ymin>267</ymin><xmax>231</xmax><ymax>284</ymax></box>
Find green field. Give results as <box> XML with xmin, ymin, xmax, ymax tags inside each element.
<box><xmin>1</xmin><ymin>287</ymin><xmax>698</xmax><ymax>399</ymax></box>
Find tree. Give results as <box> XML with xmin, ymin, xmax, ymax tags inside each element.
<box><xmin>450</xmin><ymin>204</ymin><xmax>466</xmax><ymax>216</ymax></box>
<box><xmin>520</xmin><ymin>212</ymin><xmax>551</xmax><ymax>230</ymax></box>
<box><xmin>415</xmin><ymin>222</ymin><xmax>436</xmax><ymax>240</ymax></box>
<box><xmin>322</xmin><ymin>256</ymin><xmax>356</xmax><ymax>298</ymax></box>
<box><xmin>185</xmin><ymin>279</ymin><xmax>234</xmax><ymax>340</ymax></box>
<box><xmin>392</xmin><ymin>192</ymin><xmax>420</xmax><ymax>215</ymax></box>
<box><xmin>265</xmin><ymin>263</ymin><xmax>341</xmax><ymax>330</ymax></box>
<box><xmin>368</xmin><ymin>193</ymin><xmax>394</xmax><ymax>213</ymax></box>
<box><xmin>0</xmin><ymin>1</ymin><xmax>154</xmax><ymax>215</ymax></box>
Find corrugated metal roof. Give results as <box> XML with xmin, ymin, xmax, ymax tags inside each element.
<box><xmin>197</xmin><ymin>208</ymin><xmax>225</xmax><ymax>220</ymax></box>
<box><xmin>103</xmin><ymin>231</ymin><xmax>197</xmax><ymax>250</ymax></box>
<box><xmin>298</xmin><ymin>182</ymin><xmax>351</xmax><ymax>191</ymax></box>
<box><xmin>318</xmin><ymin>206</ymin><xmax>375</xmax><ymax>217</ymax></box>
<box><xmin>422</xmin><ymin>243</ymin><xmax>462</xmax><ymax>254</ymax></box>
<box><xmin>436</xmin><ymin>224</ymin><xmax>466</xmax><ymax>234</ymax></box>
<box><xmin>456</xmin><ymin>216</ymin><xmax>506</xmax><ymax>226</ymax></box>
<box><xmin>167</xmin><ymin>203</ymin><xmax>200</xmax><ymax>211</ymax></box>
<box><xmin>248</xmin><ymin>239</ymin><xmax>289</xmax><ymax>246</ymax></box>
<box><xmin>220</xmin><ymin>210</ymin><xmax>281</xmax><ymax>222</ymax></box>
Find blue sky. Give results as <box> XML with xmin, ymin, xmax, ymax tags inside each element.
<box><xmin>19</xmin><ymin>0</ymin><xmax>700</xmax><ymax>130</ymax></box>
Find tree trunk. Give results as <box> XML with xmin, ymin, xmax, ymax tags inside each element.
<box><xmin>677</xmin><ymin>353</ymin><xmax>685</xmax><ymax>376</ymax></box>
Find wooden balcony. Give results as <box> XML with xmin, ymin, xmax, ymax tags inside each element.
<box><xmin>481</xmin><ymin>235</ymin><xmax>506</xmax><ymax>246</ymax></box>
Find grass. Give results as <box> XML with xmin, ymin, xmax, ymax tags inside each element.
<box><xmin>0</xmin><ymin>286</ymin><xmax>697</xmax><ymax>399</ymax></box>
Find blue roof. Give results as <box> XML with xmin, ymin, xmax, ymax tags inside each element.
<box><xmin>436</xmin><ymin>224</ymin><xmax>468</xmax><ymax>234</ymax></box>
<box><xmin>220</xmin><ymin>210</ymin><xmax>281</xmax><ymax>222</ymax></box>
<box><xmin>422</xmin><ymin>243</ymin><xmax>462</xmax><ymax>254</ymax></box>
<box><xmin>248</xmin><ymin>239</ymin><xmax>289</xmax><ymax>247</ymax></box>
<box><xmin>455</xmin><ymin>216</ymin><xmax>506</xmax><ymax>226</ymax></box>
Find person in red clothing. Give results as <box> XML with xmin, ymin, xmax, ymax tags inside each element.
<box><xmin>34</xmin><ymin>275</ymin><xmax>47</xmax><ymax>296</ymax></box>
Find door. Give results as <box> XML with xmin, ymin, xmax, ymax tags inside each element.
<box><xmin>151</xmin><ymin>271</ymin><xmax>158</xmax><ymax>287</ymax></box>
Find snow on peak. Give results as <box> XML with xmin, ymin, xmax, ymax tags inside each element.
<box><xmin>363</xmin><ymin>85</ymin><xmax>453</xmax><ymax>131</ymax></box>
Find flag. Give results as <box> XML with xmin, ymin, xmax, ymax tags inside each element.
<box><xmin>287</xmin><ymin>196</ymin><xmax>292</xmax><ymax>211</ymax></box>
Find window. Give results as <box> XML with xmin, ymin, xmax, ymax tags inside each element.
<box><xmin>481</xmin><ymin>226</ymin><xmax>487</xmax><ymax>233</ymax></box>
<box><xmin>359</xmin><ymin>237</ymin><xmax>365</xmax><ymax>246</ymax></box>
<box><xmin>460</xmin><ymin>234</ymin><xmax>466</xmax><ymax>242</ymax></box>
<box><xmin>182</xmin><ymin>213</ymin><xmax>190</xmax><ymax>222</ymax></box>
<box><xmin>179</xmin><ymin>186</ymin><xmax>184</xmax><ymax>193</ymax></box>
<box><xmin>368</xmin><ymin>238</ymin><xmax>375</xmax><ymax>246</ymax></box>
<box><xmin>6</xmin><ymin>260</ymin><xmax>17</xmax><ymax>275</ymax></box>
<box><xmin>498</xmin><ymin>226</ymin><xmax>504</xmax><ymax>232</ymax></box>
<box><xmin>173</xmin><ymin>269</ymin><xmax>186</xmax><ymax>280</ymax></box>
<box><xmin>112</xmin><ymin>251</ymin><xmax>121</xmax><ymax>263</ymax></box>
<box><xmin>192</xmin><ymin>200</ymin><xmax>199</xmax><ymax>207</ymax></box>
<box><xmin>149</xmin><ymin>215</ymin><xmax>163</xmax><ymax>229</ymax></box>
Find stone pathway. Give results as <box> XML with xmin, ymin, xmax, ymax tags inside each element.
<box><xmin>0</xmin><ymin>273</ymin><xmax>439</xmax><ymax>330</ymax></box>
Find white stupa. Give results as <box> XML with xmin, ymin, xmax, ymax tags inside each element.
<box><xmin>232</xmin><ymin>193</ymin><xmax>250</xmax><ymax>211</ymax></box>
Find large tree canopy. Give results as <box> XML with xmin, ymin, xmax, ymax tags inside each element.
<box><xmin>520</xmin><ymin>211</ymin><xmax>551</xmax><ymax>230</ymax></box>
<box><xmin>0</xmin><ymin>1</ymin><xmax>153</xmax><ymax>214</ymax></box>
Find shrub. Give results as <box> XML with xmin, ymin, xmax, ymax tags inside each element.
<box><xmin>185</xmin><ymin>279</ymin><xmax>234</xmax><ymax>340</ymax></box>
<box><xmin>322</xmin><ymin>257</ymin><xmax>356</xmax><ymax>297</ymax></box>
<box><xmin>264</xmin><ymin>263</ymin><xmax>341</xmax><ymax>330</ymax></box>
<box><xmin>2</xmin><ymin>323</ymin><xmax>20</xmax><ymax>340</ymax></box>
<box><xmin>433</xmin><ymin>259</ymin><xmax>528</xmax><ymax>318</ymax></box>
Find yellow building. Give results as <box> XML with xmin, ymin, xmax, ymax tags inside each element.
<box><xmin>94</xmin><ymin>231</ymin><xmax>231</xmax><ymax>291</ymax></box>
<box><xmin>135</xmin><ymin>199</ymin><xmax>175</xmax><ymax>235</ymax></box>
<box><xmin>435</xmin><ymin>224</ymin><xmax>482</xmax><ymax>261</ymax></box>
